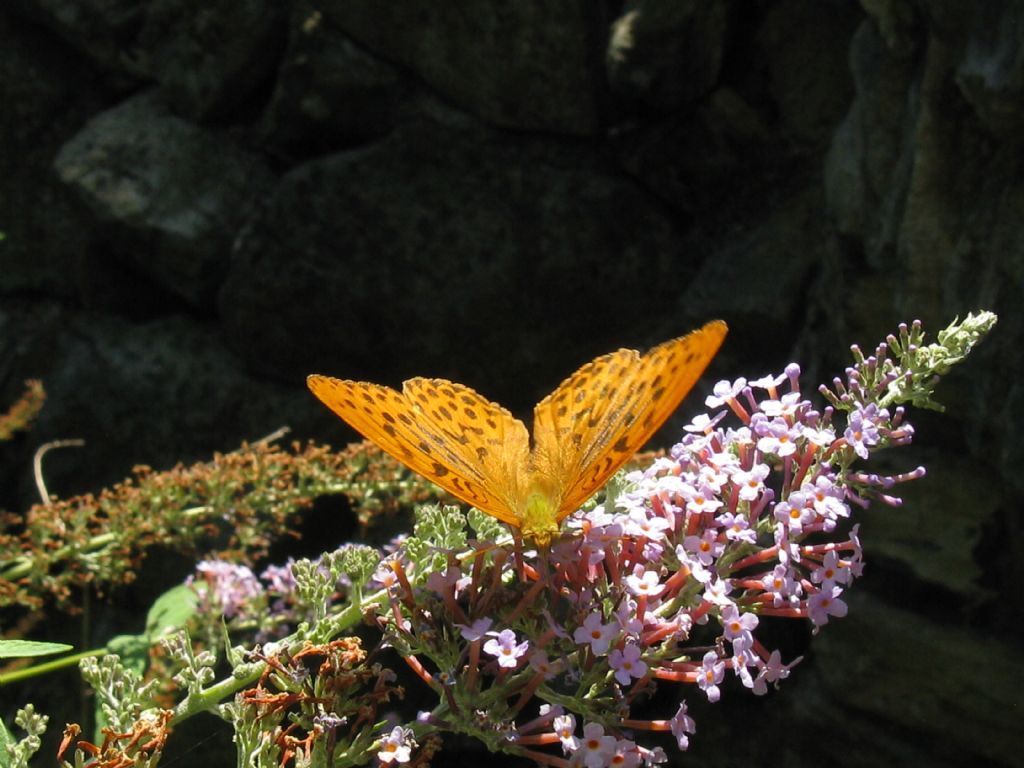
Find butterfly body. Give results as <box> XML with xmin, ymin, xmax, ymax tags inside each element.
<box><xmin>518</xmin><ymin>481</ymin><xmax>562</xmax><ymax>545</ymax></box>
<box><xmin>308</xmin><ymin>320</ymin><xmax>727</xmax><ymax>545</ymax></box>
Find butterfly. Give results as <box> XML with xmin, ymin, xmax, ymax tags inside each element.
<box><xmin>307</xmin><ymin>320</ymin><xmax>727</xmax><ymax>546</ymax></box>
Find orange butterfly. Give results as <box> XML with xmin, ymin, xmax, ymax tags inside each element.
<box><xmin>308</xmin><ymin>321</ymin><xmax>727</xmax><ymax>545</ymax></box>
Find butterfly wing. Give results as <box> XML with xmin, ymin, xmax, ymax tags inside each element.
<box><xmin>531</xmin><ymin>320</ymin><xmax>728</xmax><ymax>519</ymax></box>
<box><xmin>307</xmin><ymin>374</ymin><xmax>529</xmax><ymax>525</ymax></box>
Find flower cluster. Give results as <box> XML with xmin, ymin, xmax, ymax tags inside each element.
<box><xmin>47</xmin><ymin>313</ymin><xmax>993</xmax><ymax>768</ymax></box>
<box><xmin>340</xmin><ymin>314</ymin><xmax>993</xmax><ymax>767</ymax></box>
<box><xmin>0</xmin><ymin>439</ymin><xmax>443</xmax><ymax>611</ymax></box>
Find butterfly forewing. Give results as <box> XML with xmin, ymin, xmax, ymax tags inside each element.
<box><xmin>307</xmin><ymin>375</ymin><xmax>523</xmax><ymax>523</ymax></box>
<box><xmin>532</xmin><ymin>320</ymin><xmax>728</xmax><ymax>518</ymax></box>
<box><xmin>401</xmin><ymin>378</ymin><xmax>530</xmax><ymax>521</ymax></box>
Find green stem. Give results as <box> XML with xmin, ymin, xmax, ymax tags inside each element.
<box><xmin>0</xmin><ymin>506</ymin><xmax>217</xmax><ymax>582</ymax></box>
<box><xmin>172</xmin><ymin>586</ymin><xmax>388</xmax><ymax>724</ymax></box>
<box><xmin>0</xmin><ymin>647</ymin><xmax>106</xmax><ymax>685</ymax></box>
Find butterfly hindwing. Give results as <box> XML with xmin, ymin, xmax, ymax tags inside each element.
<box><xmin>532</xmin><ymin>321</ymin><xmax>728</xmax><ymax>518</ymax></box>
<box><xmin>307</xmin><ymin>375</ymin><xmax>522</xmax><ymax>523</ymax></box>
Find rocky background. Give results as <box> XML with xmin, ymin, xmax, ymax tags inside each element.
<box><xmin>1</xmin><ymin>0</ymin><xmax>1021</xmax><ymax>766</ymax></box>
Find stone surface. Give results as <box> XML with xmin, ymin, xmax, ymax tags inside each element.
<box><xmin>812</xmin><ymin>592</ymin><xmax>1022</xmax><ymax>766</ymax></box>
<box><xmin>135</xmin><ymin>0</ymin><xmax>287</xmax><ymax>121</ymax></box>
<box><xmin>8</xmin><ymin>0</ymin><xmax>144</xmax><ymax>78</ymax></box>
<box><xmin>756</xmin><ymin>0</ymin><xmax>861</xmax><ymax>144</ymax></box>
<box><xmin>955</xmin><ymin>0</ymin><xmax>1024</xmax><ymax>138</ymax></box>
<box><xmin>219</xmin><ymin>120</ymin><xmax>699</xmax><ymax>409</ymax></box>
<box><xmin>606</xmin><ymin>0</ymin><xmax>730</xmax><ymax>112</ymax></box>
<box><xmin>0</xmin><ymin>8</ymin><xmax>115</xmax><ymax>300</ymax></box>
<box><xmin>53</xmin><ymin>90</ymin><xmax>275</xmax><ymax>310</ymax></box>
<box><xmin>259</xmin><ymin>2</ymin><xmax>406</xmax><ymax>158</ymax></box>
<box><xmin>320</xmin><ymin>0</ymin><xmax>605</xmax><ymax>135</ymax></box>
<box><xmin>0</xmin><ymin>301</ymin><xmax>322</xmax><ymax>500</ymax></box>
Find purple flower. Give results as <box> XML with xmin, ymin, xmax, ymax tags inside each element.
<box><xmin>675</xmin><ymin>546</ymin><xmax>713</xmax><ymax>584</ymax></box>
<box><xmin>715</xmin><ymin>512</ymin><xmax>756</xmax><ymax>544</ymax></box>
<box><xmin>483</xmin><ymin>629</ymin><xmax>529</xmax><ymax>668</ymax></box>
<box><xmin>810</xmin><ymin>550</ymin><xmax>852</xmax><ymax>589</ymax></box>
<box><xmin>456</xmin><ymin>617</ymin><xmax>493</xmax><ymax>642</ymax></box>
<box><xmin>377</xmin><ymin>726</ymin><xmax>414</xmax><ymax>764</ymax></box>
<box><xmin>755</xmin><ymin>419</ymin><xmax>800</xmax><ymax>457</ymax></box>
<box><xmin>625</xmin><ymin>568</ymin><xmax>665</xmax><ymax>599</ymax></box>
<box><xmin>669</xmin><ymin>701</ymin><xmax>696</xmax><ymax>750</ymax></box>
<box><xmin>752</xmin><ymin>649</ymin><xmax>800</xmax><ymax>695</ymax></box>
<box><xmin>573</xmin><ymin>612</ymin><xmax>617</xmax><ymax>656</ymax></box>
<box><xmin>702</xmin><ymin>578</ymin><xmax>733</xmax><ymax>606</ymax></box>
<box><xmin>642</xmin><ymin>746</ymin><xmax>668</xmax><ymax>766</ymax></box>
<box><xmin>609</xmin><ymin>739</ymin><xmax>642</xmax><ymax>768</ymax></box>
<box><xmin>773</xmin><ymin>491</ymin><xmax>814</xmax><ymax>533</ymax></box>
<box><xmin>682</xmin><ymin>529</ymin><xmax>724</xmax><ymax>566</ymax></box>
<box><xmin>705</xmin><ymin>378</ymin><xmax>747</xmax><ymax>408</ymax></box>
<box><xmin>758</xmin><ymin>392</ymin><xmax>803</xmax><ymax>418</ymax></box>
<box><xmin>804</xmin><ymin>475</ymin><xmax>850</xmax><ymax>525</ymax></box>
<box><xmin>372</xmin><ymin>561</ymin><xmax>399</xmax><ymax>590</ymax></box>
<box><xmin>260</xmin><ymin>560</ymin><xmax>296</xmax><ymax>594</ymax></box>
<box><xmin>845</xmin><ymin>404</ymin><xmax>886</xmax><ymax>458</ymax></box>
<box><xmin>528</xmin><ymin>650</ymin><xmax>559</xmax><ymax>679</ymax></box>
<box><xmin>720</xmin><ymin>604</ymin><xmax>759</xmax><ymax>652</ymax></box>
<box><xmin>684</xmin><ymin>412</ymin><xmax>727</xmax><ymax>433</ymax></box>
<box><xmin>802</xmin><ymin>424</ymin><xmax>836</xmax><ymax>448</ymax></box>
<box><xmin>577</xmin><ymin>723</ymin><xmax>617</xmax><ymax>768</ymax></box>
<box><xmin>808</xmin><ymin>585</ymin><xmax>849</xmax><ymax>628</ymax></box>
<box><xmin>553</xmin><ymin>713</ymin><xmax>578</xmax><ymax>753</ymax></box>
<box><xmin>614</xmin><ymin>597</ymin><xmax>645</xmax><ymax>637</ymax></box>
<box><xmin>621</xmin><ymin>508</ymin><xmax>672</xmax><ymax>541</ymax></box>
<box><xmin>762</xmin><ymin>563</ymin><xmax>802</xmax><ymax>607</ymax></box>
<box><xmin>681</xmin><ymin>484</ymin><xmax>723</xmax><ymax>516</ymax></box>
<box><xmin>732</xmin><ymin>463</ymin><xmax>769</xmax><ymax>501</ymax></box>
<box><xmin>193</xmin><ymin>560</ymin><xmax>262</xmax><ymax>618</ymax></box>
<box><xmin>608</xmin><ymin>643</ymin><xmax>648</xmax><ymax>686</ymax></box>
<box><xmin>425</xmin><ymin>564</ymin><xmax>469</xmax><ymax>597</ymax></box>
<box><xmin>697</xmin><ymin>650</ymin><xmax>726</xmax><ymax>702</ymax></box>
<box><xmin>749</xmin><ymin>371</ymin><xmax>787</xmax><ymax>392</ymax></box>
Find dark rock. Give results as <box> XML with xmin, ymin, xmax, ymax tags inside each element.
<box><xmin>259</xmin><ymin>2</ymin><xmax>406</xmax><ymax>158</ymax></box>
<box><xmin>611</xmin><ymin>88</ymin><xmax>774</xmax><ymax>220</ymax></box>
<box><xmin>8</xmin><ymin>0</ymin><xmax>285</xmax><ymax>121</ymax></box>
<box><xmin>676</xmin><ymin>186</ymin><xmax>828</xmax><ymax>356</ymax></box>
<box><xmin>7</xmin><ymin>0</ymin><xmax>145</xmax><ymax>80</ymax></box>
<box><xmin>812</xmin><ymin>592</ymin><xmax>1022</xmax><ymax>766</ymax></box>
<box><xmin>219</xmin><ymin>121</ymin><xmax>699</xmax><ymax>411</ymax></box>
<box><xmin>0</xmin><ymin>300</ymin><xmax>319</xmax><ymax>503</ymax></box>
<box><xmin>606</xmin><ymin>0</ymin><xmax>730</xmax><ymax>113</ymax></box>
<box><xmin>755</xmin><ymin>0</ymin><xmax>861</xmax><ymax>145</ymax></box>
<box><xmin>0</xmin><ymin>8</ymin><xmax>119</xmax><ymax>300</ymax></box>
<box><xmin>135</xmin><ymin>0</ymin><xmax>287</xmax><ymax>121</ymax></box>
<box><xmin>319</xmin><ymin>0</ymin><xmax>606</xmax><ymax>135</ymax></box>
<box><xmin>857</xmin><ymin>0</ymin><xmax>922</xmax><ymax>57</ymax></box>
<box><xmin>955</xmin><ymin>0</ymin><xmax>1024</xmax><ymax>140</ymax></box>
<box><xmin>856</xmin><ymin>449</ymin><xmax>994</xmax><ymax>603</ymax></box>
<box><xmin>53</xmin><ymin>90</ymin><xmax>275</xmax><ymax>310</ymax></box>
<box><xmin>824</xmin><ymin>20</ymin><xmax>917</xmax><ymax>245</ymax></box>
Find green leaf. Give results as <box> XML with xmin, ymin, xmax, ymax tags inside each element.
<box><xmin>0</xmin><ymin>639</ymin><xmax>73</xmax><ymax>659</ymax></box>
<box><xmin>0</xmin><ymin>716</ymin><xmax>12</xmax><ymax>768</ymax></box>
<box><xmin>145</xmin><ymin>583</ymin><xmax>199</xmax><ymax>638</ymax></box>
<box><xmin>105</xmin><ymin>634</ymin><xmax>151</xmax><ymax>676</ymax></box>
